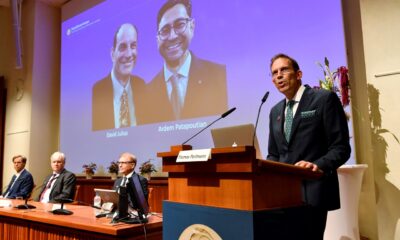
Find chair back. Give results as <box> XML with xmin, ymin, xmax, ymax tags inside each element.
<box><xmin>73</xmin><ymin>185</ymin><xmax>80</xmax><ymax>202</ymax></box>
<box><xmin>28</xmin><ymin>184</ymin><xmax>36</xmax><ymax>200</ymax></box>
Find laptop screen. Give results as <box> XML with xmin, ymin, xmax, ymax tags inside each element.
<box><xmin>211</xmin><ymin>123</ymin><xmax>263</xmax><ymax>159</ymax></box>
<box><xmin>94</xmin><ymin>188</ymin><xmax>119</xmax><ymax>207</ymax></box>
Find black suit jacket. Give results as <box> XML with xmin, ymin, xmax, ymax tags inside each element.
<box><xmin>92</xmin><ymin>74</ymin><xmax>147</xmax><ymax>131</ymax></box>
<box><xmin>112</xmin><ymin>172</ymin><xmax>149</xmax><ymax>209</ymax></box>
<box><xmin>267</xmin><ymin>86</ymin><xmax>350</xmax><ymax>210</ymax></box>
<box><xmin>143</xmin><ymin>53</ymin><xmax>228</xmax><ymax>123</ymax></box>
<box><xmin>36</xmin><ymin>169</ymin><xmax>76</xmax><ymax>203</ymax></box>
<box><xmin>2</xmin><ymin>169</ymin><xmax>34</xmax><ymax>199</ymax></box>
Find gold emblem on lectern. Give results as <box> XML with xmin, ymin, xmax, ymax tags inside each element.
<box><xmin>179</xmin><ymin>224</ymin><xmax>222</xmax><ymax>240</ymax></box>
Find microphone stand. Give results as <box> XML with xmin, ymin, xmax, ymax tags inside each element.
<box><xmin>15</xmin><ymin>198</ymin><xmax>36</xmax><ymax>209</ymax></box>
<box><xmin>182</xmin><ymin>117</ymin><xmax>221</xmax><ymax>145</ymax></box>
<box><xmin>52</xmin><ymin>198</ymin><xmax>73</xmax><ymax>215</ymax></box>
<box><xmin>52</xmin><ymin>201</ymin><xmax>73</xmax><ymax>215</ymax></box>
<box><xmin>252</xmin><ymin>91</ymin><xmax>269</xmax><ymax>146</ymax></box>
<box><xmin>14</xmin><ymin>183</ymin><xmax>46</xmax><ymax>209</ymax></box>
<box><xmin>182</xmin><ymin>107</ymin><xmax>237</xmax><ymax>145</ymax></box>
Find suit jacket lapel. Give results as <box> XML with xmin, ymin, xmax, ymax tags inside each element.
<box><xmin>104</xmin><ymin>75</ymin><xmax>114</xmax><ymax>128</ymax></box>
<box><xmin>5</xmin><ymin>175</ymin><xmax>16</xmax><ymax>194</ymax></box>
<box><xmin>51</xmin><ymin>169</ymin><xmax>65</xmax><ymax>195</ymax></box>
<box><xmin>289</xmin><ymin>87</ymin><xmax>312</xmax><ymax>141</ymax></box>
<box><xmin>155</xmin><ymin>70</ymin><xmax>174</xmax><ymax>118</ymax></box>
<box><xmin>183</xmin><ymin>53</ymin><xmax>199</xmax><ymax>111</ymax></box>
<box><xmin>280</xmin><ymin>101</ymin><xmax>286</xmax><ymax>141</ymax></box>
<box><xmin>273</xmin><ymin>100</ymin><xmax>287</xmax><ymax>145</ymax></box>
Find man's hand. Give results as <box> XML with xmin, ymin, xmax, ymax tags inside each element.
<box><xmin>295</xmin><ymin>160</ymin><xmax>322</xmax><ymax>172</ymax></box>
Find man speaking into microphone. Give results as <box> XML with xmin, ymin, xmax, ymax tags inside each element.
<box><xmin>266</xmin><ymin>53</ymin><xmax>350</xmax><ymax>239</ymax></box>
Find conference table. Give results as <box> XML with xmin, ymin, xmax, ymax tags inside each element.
<box><xmin>0</xmin><ymin>199</ymin><xmax>162</xmax><ymax>240</ymax></box>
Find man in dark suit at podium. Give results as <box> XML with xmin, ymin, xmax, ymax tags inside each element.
<box><xmin>1</xmin><ymin>155</ymin><xmax>34</xmax><ymax>199</ymax></box>
<box><xmin>267</xmin><ymin>53</ymin><xmax>350</xmax><ymax>239</ymax></box>
<box><xmin>36</xmin><ymin>152</ymin><xmax>76</xmax><ymax>203</ymax></box>
<box><xmin>113</xmin><ymin>152</ymin><xmax>148</xmax><ymax>208</ymax></box>
<box><xmin>145</xmin><ymin>0</ymin><xmax>228</xmax><ymax>123</ymax></box>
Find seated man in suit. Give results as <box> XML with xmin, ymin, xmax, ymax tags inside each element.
<box><xmin>113</xmin><ymin>152</ymin><xmax>148</xmax><ymax>209</ymax></box>
<box><xmin>36</xmin><ymin>152</ymin><xmax>76</xmax><ymax>203</ymax></box>
<box><xmin>145</xmin><ymin>0</ymin><xmax>228</xmax><ymax>123</ymax></box>
<box><xmin>1</xmin><ymin>155</ymin><xmax>34</xmax><ymax>199</ymax></box>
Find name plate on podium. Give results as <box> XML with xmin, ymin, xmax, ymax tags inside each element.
<box><xmin>176</xmin><ymin>149</ymin><xmax>211</xmax><ymax>162</ymax></box>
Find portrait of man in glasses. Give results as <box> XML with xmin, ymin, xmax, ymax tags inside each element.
<box><xmin>144</xmin><ymin>0</ymin><xmax>228</xmax><ymax>123</ymax></box>
<box><xmin>92</xmin><ymin>23</ymin><xmax>147</xmax><ymax>131</ymax></box>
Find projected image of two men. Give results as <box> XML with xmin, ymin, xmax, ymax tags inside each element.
<box><xmin>92</xmin><ymin>0</ymin><xmax>228</xmax><ymax>131</ymax></box>
<box><xmin>60</xmin><ymin>0</ymin><xmax>347</xmax><ymax>173</ymax></box>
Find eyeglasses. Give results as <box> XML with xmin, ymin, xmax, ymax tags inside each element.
<box><xmin>158</xmin><ymin>18</ymin><xmax>192</xmax><ymax>41</ymax></box>
<box><xmin>117</xmin><ymin>161</ymin><xmax>134</xmax><ymax>165</ymax></box>
<box><xmin>270</xmin><ymin>67</ymin><xmax>294</xmax><ymax>78</ymax></box>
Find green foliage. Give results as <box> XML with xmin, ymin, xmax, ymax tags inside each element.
<box><xmin>139</xmin><ymin>160</ymin><xmax>157</xmax><ymax>175</ymax></box>
<box><xmin>82</xmin><ymin>162</ymin><xmax>97</xmax><ymax>175</ymax></box>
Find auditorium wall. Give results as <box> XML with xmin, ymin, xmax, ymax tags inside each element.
<box><xmin>0</xmin><ymin>0</ymin><xmax>60</xmax><ymax>198</ymax></box>
<box><xmin>346</xmin><ymin>0</ymin><xmax>400</xmax><ymax>239</ymax></box>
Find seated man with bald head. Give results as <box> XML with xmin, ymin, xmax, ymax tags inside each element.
<box><xmin>113</xmin><ymin>152</ymin><xmax>149</xmax><ymax>209</ymax></box>
<box><xmin>36</xmin><ymin>152</ymin><xmax>76</xmax><ymax>203</ymax></box>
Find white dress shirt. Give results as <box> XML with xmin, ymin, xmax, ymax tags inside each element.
<box><xmin>164</xmin><ymin>52</ymin><xmax>191</xmax><ymax>106</ymax></box>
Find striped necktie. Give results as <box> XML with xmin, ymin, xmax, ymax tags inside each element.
<box><xmin>119</xmin><ymin>89</ymin><xmax>130</xmax><ymax>128</ymax></box>
<box><xmin>39</xmin><ymin>174</ymin><xmax>57</xmax><ymax>202</ymax></box>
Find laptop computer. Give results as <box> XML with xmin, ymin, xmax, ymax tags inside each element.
<box><xmin>94</xmin><ymin>188</ymin><xmax>119</xmax><ymax>211</ymax></box>
<box><xmin>211</xmin><ymin>123</ymin><xmax>263</xmax><ymax>159</ymax></box>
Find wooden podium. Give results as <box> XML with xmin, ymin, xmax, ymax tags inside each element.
<box><xmin>158</xmin><ymin>145</ymin><xmax>321</xmax><ymax>239</ymax></box>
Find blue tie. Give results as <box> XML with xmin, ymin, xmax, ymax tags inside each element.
<box><xmin>285</xmin><ymin>100</ymin><xmax>295</xmax><ymax>142</ymax></box>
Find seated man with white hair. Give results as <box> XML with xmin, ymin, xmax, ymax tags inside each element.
<box><xmin>36</xmin><ymin>151</ymin><xmax>76</xmax><ymax>203</ymax></box>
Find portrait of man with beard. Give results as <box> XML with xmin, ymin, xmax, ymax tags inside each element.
<box><xmin>144</xmin><ymin>0</ymin><xmax>228</xmax><ymax>123</ymax></box>
<box><xmin>92</xmin><ymin>23</ymin><xmax>147</xmax><ymax>131</ymax></box>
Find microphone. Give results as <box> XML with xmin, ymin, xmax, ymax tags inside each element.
<box><xmin>252</xmin><ymin>91</ymin><xmax>269</xmax><ymax>146</ymax></box>
<box><xmin>14</xmin><ymin>183</ymin><xmax>45</xmax><ymax>209</ymax></box>
<box><xmin>52</xmin><ymin>197</ymin><xmax>74</xmax><ymax>215</ymax></box>
<box><xmin>221</xmin><ymin>107</ymin><xmax>236</xmax><ymax>118</ymax></box>
<box><xmin>182</xmin><ymin>107</ymin><xmax>237</xmax><ymax>145</ymax></box>
<box><xmin>261</xmin><ymin>91</ymin><xmax>270</xmax><ymax>103</ymax></box>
